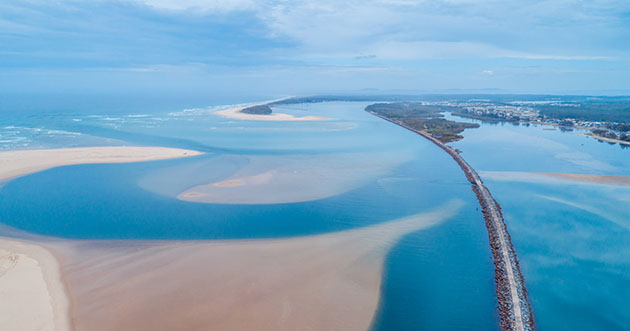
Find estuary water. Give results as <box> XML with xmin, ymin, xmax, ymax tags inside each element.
<box><xmin>0</xmin><ymin>98</ymin><xmax>497</xmax><ymax>330</ymax></box>
<box><xmin>446</xmin><ymin>113</ymin><xmax>630</xmax><ymax>330</ymax></box>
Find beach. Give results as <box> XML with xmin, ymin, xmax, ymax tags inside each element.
<box><xmin>0</xmin><ymin>145</ymin><xmax>202</xmax><ymax>331</ymax></box>
<box><xmin>0</xmin><ymin>238</ymin><xmax>70</xmax><ymax>331</ymax></box>
<box><xmin>0</xmin><ymin>146</ymin><xmax>203</xmax><ymax>182</ymax></box>
<box><xmin>48</xmin><ymin>200</ymin><xmax>461</xmax><ymax>331</ymax></box>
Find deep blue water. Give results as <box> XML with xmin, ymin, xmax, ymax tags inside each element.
<box><xmin>0</xmin><ymin>99</ymin><xmax>498</xmax><ymax>330</ymax></box>
<box><xmin>447</xmin><ymin>113</ymin><xmax>630</xmax><ymax>330</ymax></box>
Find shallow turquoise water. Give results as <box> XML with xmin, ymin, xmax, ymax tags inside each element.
<box><xmin>447</xmin><ymin>114</ymin><xmax>630</xmax><ymax>330</ymax></box>
<box><xmin>0</xmin><ymin>99</ymin><xmax>498</xmax><ymax>330</ymax></box>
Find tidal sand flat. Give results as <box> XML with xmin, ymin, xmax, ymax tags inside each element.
<box><xmin>0</xmin><ymin>238</ymin><xmax>70</xmax><ymax>331</ymax></box>
<box><xmin>51</xmin><ymin>200</ymin><xmax>462</xmax><ymax>331</ymax></box>
<box><xmin>0</xmin><ymin>146</ymin><xmax>202</xmax><ymax>182</ymax></box>
<box><xmin>214</xmin><ymin>105</ymin><xmax>331</xmax><ymax>121</ymax></box>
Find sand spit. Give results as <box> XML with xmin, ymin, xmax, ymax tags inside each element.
<box><xmin>0</xmin><ymin>238</ymin><xmax>70</xmax><ymax>331</ymax></box>
<box><xmin>0</xmin><ymin>146</ymin><xmax>202</xmax><ymax>182</ymax></box>
<box><xmin>214</xmin><ymin>105</ymin><xmax>331</xmax><ymax>121</ymax></box>
<box><xmin>49</xmin><ymin>201</ymin><xmax>462</xmax><ymax>331</ymax></box>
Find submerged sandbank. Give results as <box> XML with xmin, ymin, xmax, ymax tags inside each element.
<box><xmin>176</xmin><ymin>152</ymin><xmax>412</xmax><ymax>204</ymax></box>
<box><xmin>50</xmin><ymin>200</ymin><xmax>462</xmax><ymax>331</ymax></box>
<box><xmin>0</xmin><ymin>146</ymin><xmax>202</xmax><ymax>182</ymax></box>
<box><xmin>0</xmin><ymin>238</ymin><xmax>70</xmax><ymax>331</ymax></box>
<box><xmin>214</xmin><ymin>105</ymin><xmax>331</xmax><ymax>121</ymax></box>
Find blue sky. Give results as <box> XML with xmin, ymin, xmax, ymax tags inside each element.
<box><xmin>2</xmin><ymin>0</ymin><xmax>630</xmax><ymax>95</ymax></box>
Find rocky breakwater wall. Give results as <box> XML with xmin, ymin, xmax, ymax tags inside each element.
<box><xmin>368</xmin><ymin>112</ymin><xmax>534</xmax><ymax>331</ymax></box>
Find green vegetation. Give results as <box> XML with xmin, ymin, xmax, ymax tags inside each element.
<box><xmin>241</xmin><ymin>105</ymin><xmax>272</xmax><ymax>115</ymax></box>
<box><xmin>365</xmin><ymin>103</ymin><xmax>479</xmax><ymax>143</ymax></box>
<box><xmin>538</xmin><ymin>103</ymin><xmax>630</xmax><ymax>123</ymax></box>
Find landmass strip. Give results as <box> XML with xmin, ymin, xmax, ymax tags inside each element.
<box><xmin>367</xmin><ymin>108</ymin><xmax>535</xmax><ymax>331</ymax></box>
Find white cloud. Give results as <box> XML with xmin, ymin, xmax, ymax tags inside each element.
<box><xmin>126</xmin><ymin>0</ymin><xmax>629</xmax><ymax>60</ymax></box>
<box><xmin>133</xmin><ymin>0</ymin><xmax>256</xmax><ymax>12</ymax></box>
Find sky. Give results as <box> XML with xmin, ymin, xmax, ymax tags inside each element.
<box><xmin>1</xmin><ymin>0</ymin><xmax>630</xmax><ymax>96</ymax></box>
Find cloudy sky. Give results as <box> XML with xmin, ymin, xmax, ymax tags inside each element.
<box><xmin>2</xmin><ymin>0</ymin><xmax>630</xmax><ymax>95</ymax></box>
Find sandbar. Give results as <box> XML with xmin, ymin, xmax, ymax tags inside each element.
<box><xmin>214</xmin><ymin>105</ymin><xmax>331</xmax><ymax>121</ymax></box>
<box><xmin>0</xmin><ymin>146</ymin><xmax>203</xmax><ymax>182</ymax></box>
<box><xmin>538</xmin><ymin>172</ymin><xmax>630</xmax><ymax>186</ymax></box>
<box><xmin>479</xmin><ymin>170</ymin><xmax>630</xmax><ymax>187</ymax></box>
<box><xmin>0</xmin><ymin>237</ymin><xmax>70</xmax><ymax>331</ymax></box>
<box><xmin>49</xmin><ymin>200</ymin><xmax>462</xmax><ymax>331</ymax></box>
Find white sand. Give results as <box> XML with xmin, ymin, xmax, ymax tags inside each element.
<box><xmin>51</xmin><ymin>200</ymin><xmax>462</xmax><ymax>331</ymax></box>
<box><xmin>0</xmin><ymin>146</ymin><xmax>203</xmax><ymax>182</ymax></box>
<box><xmin>214</xmin><ymin>105</ymin><xmax>331</xmax><ymax>121</ymax></box>
<box><xmin>0</xmin><ymin>238</ymin><xmax>70</xmax><ymax>331</ymax></box>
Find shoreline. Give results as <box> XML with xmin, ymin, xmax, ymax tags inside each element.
<box><xmin>0</xmin><ymin>146</ymin><xmax>203</xmax><ymax>182</ymax></box>
<box><xmin>367</xmin><ymin>110</ymin><xmax>534</xmax><ymax>331</ymax></box>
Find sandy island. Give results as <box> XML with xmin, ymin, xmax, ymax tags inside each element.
<box><xmin>214</xmin><ymin>105</ymin><xmax>331</xmax><ymax>121</ymax></box>
<box><xmin>46</xmin><ymin>200</ymin><xmax>462</xmax><ymax>331</ymax></box>
<box><xmin>0</xmin><ymin>146</ymin><xmax>203</xmax><ymax>182</ymax></box>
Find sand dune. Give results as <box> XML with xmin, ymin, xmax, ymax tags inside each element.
<box><xmin>0</xmin><ymin>146</ymin><xmax>202</xmax><ymax>182</ymax></box>
<box><xmin>0</xmin><ymin>238</ymin><xmax>70</xmax><ymax>331</ymax></box>
<box><xmin>50</xmin><ymin>200</ymin><xmax>462</xmax><ymax>331</ymax></box>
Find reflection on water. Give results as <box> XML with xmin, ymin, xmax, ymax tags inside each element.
<box><xmin>0</xmin><ymin>100</ymin><xmax>498</xmax><ymax>330</ymax></box>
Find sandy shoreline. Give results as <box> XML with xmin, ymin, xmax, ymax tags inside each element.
<box><xmin>0</xmin><ymin>146</ymin><xmax>203</xmax><ymax>182</ymax></box>
<box><xmin>45</xmin><ymin>200</ymin><xmax>461</xmax><ymax>331</ymax></box>
<box><xmin>214</xmin><ymin>104</ymin><xmax>331</xmax><ymax>121</ymax></box>
<box><xmin>577</xmin><ymin>132</ymin><xmax>630</xmax><ymax>146</ymax></box>
<box><xmin>0</xmin><ymin>237</ymin><xmax>70</xmax><ymax>331</ymax></box>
